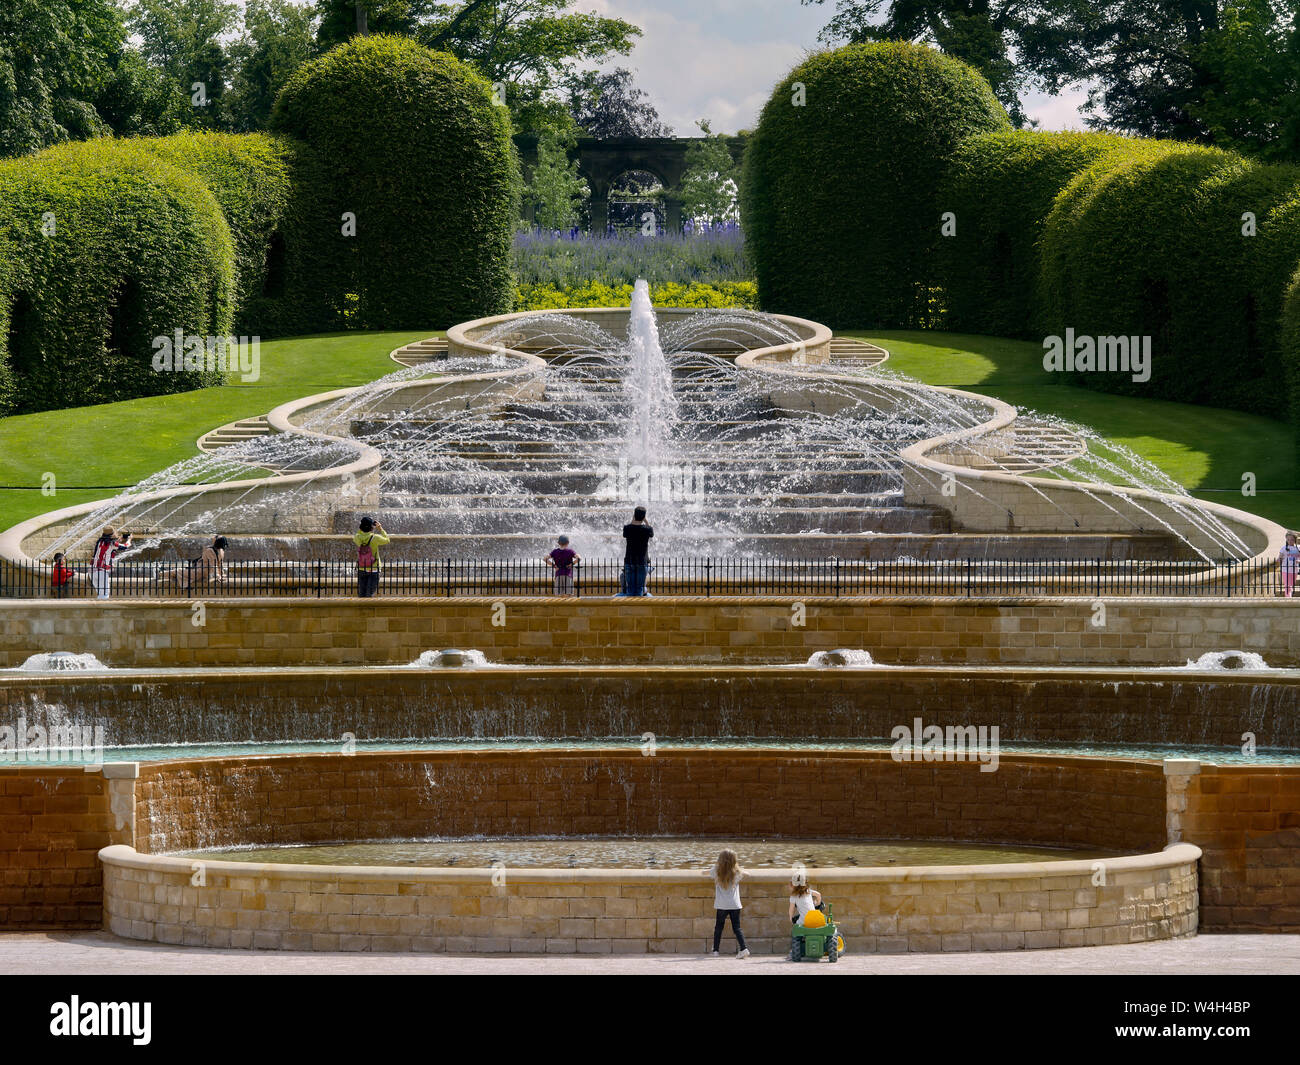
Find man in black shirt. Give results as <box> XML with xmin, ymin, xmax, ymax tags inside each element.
<box><xmin>620</xmin><ymin>506</ymin><xmax>653</xmax><ymax>597</ymax></box>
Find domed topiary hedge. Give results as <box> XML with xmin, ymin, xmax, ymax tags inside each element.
<box><xmin>0</xmin><ymin>139</ymin><xmax>236</xmax><ymax>415</ymax></box>
<box><xmin>1272</xmin><ymin>221</ymin><xmax>1300</xmax><ymax>451</ymax></box>
<box><xmin>740</xmin><ymin>42</ymin><xmax>1009</xmax><ymax>330</ymax></box>
<box><xmin>0</xmin><ymin>235</ymin><xmax>17</xmax><ymax>413</ymax></box>
<box><xmin>138</xmin><ymin>131</ymin><xmax>298</xmax><ymax>334</ymax></box>
<box><xmin>271</xmin><ymin>34</ymin><xmax>519</xmax><ymax>331</ymax></box>
<box><xmin>938</xmin><ymin>130</ymin><xmax>1144</xmax><ymax>337</ymax></box>
<box><xmin>1039</xmin><ymin>143</ymin><xmax>1300</xmax><ymax>416</ymax></box>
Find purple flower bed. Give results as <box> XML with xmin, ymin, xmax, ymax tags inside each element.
<box><xmin>512</xmin><ymin>225</ymin><xmax>750</xmax><ymax>287</ymax></box>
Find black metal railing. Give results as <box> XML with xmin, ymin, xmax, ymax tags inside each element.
<box><xmin>0</xmin><ymin>555</ymin><xmax>1288</xmax><ymax>599</ymax></box>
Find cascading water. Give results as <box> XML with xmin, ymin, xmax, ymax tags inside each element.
<box><xmin>32</xmin><ymin>285</ymin><xmax>1259</xmax><ymax>568</ymax></box>
<box><xmin>1183</xmin><ymin>650</ymin><xmax>1272</xmax><ymax>671</ymax></box>
<box><xmin>623</xmin><ymin>279</ymin><xmax>679</xmax><ymax>473</ymax></box>
<box><xmin>807</xmin><ymin>649</ymin><xmax>880</xmax><ymax>668</ymax></box>
<box><xmin>14</xmin><ymin>652</ymin><xmax>109</xmax><ymax>672</ymax></box>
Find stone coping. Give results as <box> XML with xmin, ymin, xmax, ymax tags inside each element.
<box><xmin>2</xmin><ymin>662</ymin><xmax>1297</xmax><ymax>685</ymax></box>
<box><xmin>98</xmin><ymin>842</ymin><xmax>1201</xmax><ymax>884</ymax></box>
<box><xmin>450</xmin><ymin>306</ymin><xmax>833</xmax><ymax>367</ymax></box>
<box><xmin>2</xmin><ymin>593</ymin><xmax>1295</xmax><ymax>607</ymax></box>
<box><xmin>86</xmin><ymin>746</ymin><xmax>1168</xmax><ymax>771</ymax></box>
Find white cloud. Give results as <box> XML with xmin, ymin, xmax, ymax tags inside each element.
<box><xmin>1023</xmin><ymin>87</ymin><xmax>1092</xmax><ymax>132</ymax></box>
<box><xmin>585</xmin><ymin>0</ymin><xmax>821</xmax><ymax>134</ymax></box>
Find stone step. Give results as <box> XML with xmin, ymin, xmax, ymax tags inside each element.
<box><xmin>379</xmin><ymin>471</ymin><xmax>901</xmax><ymax>494</ymax></box>
<box><xmin>196</xmin><ymin>415</ymin><xmax>274</xmax><ymax>453</ymax></box>
<box><xmin>331</xmin><ymin>505</ymin><xmax>953</xmax><ymax>536</ymax></box>
<box><xmin>125</xmin><ymin>531</ymin><xmax>1190</xmax><ymax>564</ymax></box>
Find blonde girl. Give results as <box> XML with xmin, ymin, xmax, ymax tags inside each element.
<box><xmin>708</xmin><ymin>849</ymin><xmax>750</xmax><ymax>957</ymax></box>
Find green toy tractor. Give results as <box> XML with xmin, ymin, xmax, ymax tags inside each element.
<box><xmin>789</xmin><ymin>903</ymin><xmax>842</xmax><ymax>962</ymax></box>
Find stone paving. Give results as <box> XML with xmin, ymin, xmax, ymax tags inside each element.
<box><xmin>3</xmin><ymin>931</ymin><xmax>1298</xmax><ymax>975</ymax></box>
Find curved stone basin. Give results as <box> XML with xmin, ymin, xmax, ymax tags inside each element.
<box><xmin>93</xmin><ymin>747</ymin><xmax>1200</xmax><ymax>953</ymax></box>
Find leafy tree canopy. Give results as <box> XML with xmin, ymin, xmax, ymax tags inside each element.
<box><xmin>314</xmin><ymin>0</ymin><xmax>642</xmax><ymax>134</ymax></box>
<box><xmin>0</xmin><ymin>0</ymin><xmax>124</xmax><ymax>156</ymax></box>
<box><xmin>567</xmin><ymin>66</ymin><xmax>671</xmax><ymax>138</ymax></box>
<box><xmin>804</xmin><ymin>0</ymin><xmax>1300</xmax><ymax>159</ymax></box>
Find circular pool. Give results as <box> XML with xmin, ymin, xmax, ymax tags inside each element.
<box><xmin>95</xmin><ymin>747</ymin><xmax>1202</xmax><ymax>954</ymax></box>
<box><xmin>174</xmin><ymin>836</ymin><xmax>1120</xmax><ymax>870</ymax></box>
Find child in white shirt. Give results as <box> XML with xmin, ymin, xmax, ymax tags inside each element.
<box><xmin>708</xmin><ymin>849</ymin><xmax>750</xmax><ymax>957</ymax></box>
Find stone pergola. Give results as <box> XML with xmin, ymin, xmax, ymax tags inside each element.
<box><xmin>513</xmin><ymin>134</ymin><xmax>747</xmax><ymax>232</ymax></box>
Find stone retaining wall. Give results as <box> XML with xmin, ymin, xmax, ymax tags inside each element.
<box><xmin>98</xmin><ymin>844</ymin><xmax>1201</xmax><ymax>954</ymax></box>
<box><xmin>0</xmin><ymin>597</ymin><xmax>1298</xmax><ymax>668</ymax></box>
<box><xmin>1179</xmin><ymin>763</ymin><xmax>1300</xmax><ymax>932</ymax></box>
<box><xmin>0</xmin><ymin>763</ymin><xmax>133</xmax><ymax>928</ymax></box>
<box><xmin>130</xmin><ymin>750</ymin><xmax>1168</xmax><ymax>856</ymax></box>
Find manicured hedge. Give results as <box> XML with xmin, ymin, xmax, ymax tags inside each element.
<box><xmin>138</xmin><ymin>131</ymin><xmax>297</xmax><ymax>333</ymax></box>
<box><xmin>1274</xmin><ymin>226</ymin><xmax>1300</xmax><ymax>453</ymax></box>
<box><xmin>0</xmin><ymin>235</ymin><xmax>16</xmax><ymax>413</ymax></box>
<box><xmin>0</xmin><ymin>139</ymin><xmax>236</xmax><ymax>415</ymax></box>
<box><xmin>1039</xmin><ymin>143</ymin><xmax>1300</xmax><ymax>416</ymax></box>
<box><xmin>740</xmin><ymin>42</ymin><xmax>1009</xmax><ymax>330</ymax></box>
<box><xmin>938</xmin><ymin>131</ymin><xmax>1144</xmax><ymax>337</ymax></box>
<box><xmin>271</xmin><ymin>35</ymin><xmax>519</xmax><ymax>331</ymax></box>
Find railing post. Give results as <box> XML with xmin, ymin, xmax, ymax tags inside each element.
<box><xmin>706</xmin><ymin>558</ymin><xmax>712</xmax><ymax>598</ymax></box>
<box><xmin>575</xmin><ymin>558</ymin><xmax>581</xmax><ymax>599</ymax></box>
<box><xmin>445</xmin><ymin>557</ymin><xmax>452</xmax><ymax>597</ymax></box>
<box><xmin>965</xmin><ymin>558</ymin><xmax>972</xmax><ymax>598</ymax></box>
<box><xmin>1096</xmin><ymin>557</ymin><xmax>1101</xmax><ymax>599</ymax></box>
<box><xmin>314</xmin><ymin>561</ymin><xmax>321</xmax><ymax>599</ymax></box>
<box><xmin>834</xmin><ymin>556</ymin><xmax>840</xmax><ymax>598</ymax></box>
<box><xmin>1226</xmin><ymin>558</ymin><xmax>1233</xmax><ymax>599</ymax></box>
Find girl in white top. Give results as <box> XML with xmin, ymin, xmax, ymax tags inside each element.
<box><xmin>1281</xmin><ymin>532</ymin><xmax>1300</xmax><ymax>598</ymax></box>
<box><xmin>708</xmin><ymin>849</ymin><xmax>750</xmax><ymax>957</ymax></box>
<box><xmin>789</xmin><ymin>878</ymin><xmax>823</xmax><ymax>925</ymax></box>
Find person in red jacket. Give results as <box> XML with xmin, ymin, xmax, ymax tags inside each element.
<box><xmin>90</xmin><ymin>527</ymin><xmax>131</xmax><ymax>600</ymax></box>
<box><xmin>51</xmin><ymin>552</ymin><xmax>74</xmax><ymax>598</ymax></box>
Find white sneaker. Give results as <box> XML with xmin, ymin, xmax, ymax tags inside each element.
<box><xmin>737</xmin><ymin>948</ymin><xmax>750</xmax><ymax>958</ymax></box>
<box><xmin>711</xmin><ymin>950</ymin><xmax>720</xmax><ymax>956</ymax></box>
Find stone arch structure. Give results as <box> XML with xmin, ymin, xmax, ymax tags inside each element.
<box><xmin>514</xmin><ymin>135</ymin><xmax>747</xmax><ymax>232</ymax></box>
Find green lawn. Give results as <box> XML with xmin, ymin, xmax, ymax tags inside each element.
<box><xmin>1</xmin><ymin>326</ymin><xmax>1294</xmax><ymax>535</ymax></box>
<box><xmin>854</xmin><ymin>330</ymin><xmax>1300</xmax><ymax>529</ymax></box>
<box><xmin>0</xmin><ymin>330</ymin><xmax>433</xmax><ymax>531</ymax></box>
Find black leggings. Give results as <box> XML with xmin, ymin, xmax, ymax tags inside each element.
<box><xmin>713</xmin><ymin>909</ymin><xmax>746</xmax><ymax>951</ymax></box>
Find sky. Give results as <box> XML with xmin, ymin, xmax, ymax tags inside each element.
<box><xmin>584</xmin><ymin>0</ymin><xmax>1090</xmax><ymax>134</ymax></box>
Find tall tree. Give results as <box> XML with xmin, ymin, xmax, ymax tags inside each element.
<box><xmin>92</xmin><ymin>48</ymin><xmax>188</xmax><ymax>138</ymax></box>
<box><xmin>227</xmin><ymin>0</ymin><xmax>318</xmax><ymax>132</ymax></box>
<box><xmin>127</xmin><ymin>0</ymin><xmax>239</xmax><ymax>129</ymax></box>
<box><xmin>1187</xmin><ymin>0</ymin><xmax>1300</xmax><ymax>161</ymax></box>
<box><xmin>526</xmin><ymin>127</ymin><xmax>589</xmax><ymax>228</ymax></box>
<box><xmin>804</xmin><ymin>0</ymin><xmax>1300</xmax><ymax>157</ymax></box>
<box><xmin>679</xmin><ymin>120</ymin><xmax>738</xmax><ymax>226</ymax></box>
<box><xmin>314</xmin><ymin>0</ymin><xmax>642</xmax><ymax>134</ymax></box>
<box><xmin>801</xmin><ymin>0</ymin><xmax>1063</xmax><ymax>126</ymax></box>
<box><xmin>566</xmin><ymin>67</ymin><xmax>671</xmax><ymax>138</ymax></box>
<box><xmin>0</xmin><ymin>0</ymin><xmax>124</xmax><ymax>156</ymax></box>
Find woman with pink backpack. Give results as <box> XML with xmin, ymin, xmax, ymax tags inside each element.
<box><xmin>353</xmin><ymin>516</ymin><xmax>390</xmax><ymax>598</ymax></box>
